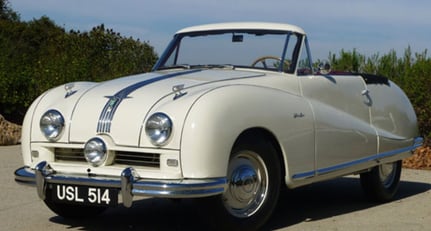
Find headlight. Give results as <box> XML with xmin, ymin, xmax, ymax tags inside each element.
<box><xmin>84</xmin><ymin>138</ymin><xmax>107</xmax><ymax>167</ymax></box>
<box><xmin>145</xmin><ymin>113</ymin><xmax>172</xmax><ymax>146</ymax></box>
<box><xmin>40</xmin><ymin>110</ymin><xmax>65</xmax><ymax>141</ymax></box>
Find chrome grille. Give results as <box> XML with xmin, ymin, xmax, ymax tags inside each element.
<box><xmin>55</xmin><ymin>148</ymin><xmax>86</xmax><ymax>162</ymax></box>
<box><xmin>54</xmin><ymin>148</ymin><xmax>160</xmax><ymax>168</ymax></box>
<box><xmin>115</xmin><ymin>151</ymin><xmax>160</xmax><ymax>168</ymax></box>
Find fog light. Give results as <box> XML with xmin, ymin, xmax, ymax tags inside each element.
<box><xmin>84</xmin><ymin>138</ymin><xmax>107</xmax><ymax>167</ymax></box>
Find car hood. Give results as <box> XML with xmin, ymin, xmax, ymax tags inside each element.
<box><xmin>66</xmin><ymin>69</ymin><xmax>264</xmax><ymax>145</ymax></box>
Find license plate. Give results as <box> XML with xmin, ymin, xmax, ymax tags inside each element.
<box><xmin>51</xmin><ymin>184</ymin><xmax>118</xmax><ymax>206</ymax></box>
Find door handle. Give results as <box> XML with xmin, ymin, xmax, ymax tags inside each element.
<box><xmin>361</xmin><ymin>89</ymin><xmax>372</xmax><ymax>106</ymax></box>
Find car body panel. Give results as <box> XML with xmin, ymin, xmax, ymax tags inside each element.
<box><xmin>180</xmin><ymin>82</ymin><xmax>315</xmax><ymax>179</ymax></box>
<box><xmin>300</xmin><ymin>74</ymin><xmax>378</xmax><ymax>172</ymax></box>
<box><xmin>368</xmin><ymin>80</ymin><xmax>419</xmax><ymax>150</ymax></box>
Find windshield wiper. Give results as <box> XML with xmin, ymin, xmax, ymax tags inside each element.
<box><xmin>158</xmin><ymin>64</ymin><xmax>235</xmax><ymax>70</ymax></box>
<box><xmin>158</xmin><ymin>64</ymin><xmax>191</xmax><ymax>70</ymax></box>
<box><xmin>190</xmin><ymin>64</ymin><xmax>235</xmax><ymax>70</ymax></box>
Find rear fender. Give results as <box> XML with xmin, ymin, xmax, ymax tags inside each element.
<box><xmin>368</xmin><ymin>80</ymin><xmax>420</xmax><ymax>151</ymax></box>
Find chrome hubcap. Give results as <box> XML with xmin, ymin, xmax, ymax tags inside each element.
<box><xmin>379</xmin><ymin>162</ymin><xmax>396</xmax><ymax>188</ymax></box>
<box><xmin>223</xmin><ymin>151</ymin><xmax>268</xmax><ymax>218</ymax></box>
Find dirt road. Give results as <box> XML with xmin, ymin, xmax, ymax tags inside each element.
<box><xmin>2</xmin><ymin>145</ymin><xmax>430</xmax><ymax>230</ymax></box>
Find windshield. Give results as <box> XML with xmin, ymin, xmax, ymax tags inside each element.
<box><xmin>154</xmin><ymin>30</ymin><xmax>303</xmax><ymax>74</ymax></box>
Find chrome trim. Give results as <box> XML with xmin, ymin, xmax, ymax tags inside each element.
<box><xmin>14</xmin><ymin>162</ymin><xmax>227</xmax><ymax>207</ymax></box>
<box><xmin>291</xmin><ymin>171</ymin><xmax>314</xmax><ymax>180</ymax></box>
<box><xmin>97</xmin><ymin>70</ymin><xmax>201</xmax><ymax>133</ymax></box>
<box><xmin>413</xmin><ymin>136</ymin><xmax>424</xmax><ymax>147</ymax></box>
<box><xmin>172</xmin><ymin>84</ymin><xmax>187</xmax><ymax>100</ymax></box>
<box><xmin>145</xmin><ymin>112</ymin><xmax>173</xmax><ymax>146</ymax></box>
<box><xmin>84</xmin><ymin>137</ymin><xmax>107</xmax><ymax>167</ymax></box>
<box><xmin>40</xmin><ymin>110</ymin><xmax>65</xmax><ymax>141</ymax></box>
<box><xmin>64</xmin><ymin>83</ymin><xmax>77</xmax><ymax>98</ymax></box>
<box><xmin>224</xmin><ymin>150</ymin><xmax>268</xmax><ymax>218</ymax></box>
<box><xmin>54</xmin><ymin>148</ymin><xmax>161</xmax><ymax>168</ymax></box>
<box><xmin>35</xmin><ymin>161</ymin><xmax>52</xmax><ymax>200</ymax></box>
<box><xmin>121</xmin><ymin>167</ymin><xmax>137</xmax><ymax>207</ymax></box>
<box><xmin>292</xmin><ymin>137</ymin><xmax>423</xmax><ymax>180</ymax></box>
<box><xmin>293</xmin><ymin>112</ymin><xmax>305</xmax><ymax>118</ymax></box>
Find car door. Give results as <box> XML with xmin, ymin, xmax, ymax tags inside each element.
<box><xmin>296</xmin><ymin>40</ymin><xmax>378</xmax><ymax>176</ymax></box>
<box><xmin>300</xmin><ymin>74</ymin><xmax>378</xmax><ymax>174</ymax></box>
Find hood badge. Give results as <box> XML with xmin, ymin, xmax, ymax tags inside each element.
<box><xmin>294</xmin><ymin>112</ymin><xmax>305</xmax><ymax>118</ymax></box>
<box><xmin>172</xmin><ymin>84</ymin><xmax>187</xmax><ymax>100</ymax></box>
<box><xmin>64</xmin><ymin>83</ymin><xmax>77</xmax><ymax>98</ymax></box>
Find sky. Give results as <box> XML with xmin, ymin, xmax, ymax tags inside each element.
<box><xmin>9</xmin><ymin>0</ymin><xmax>431</xmax><ymax>60</ymax></box>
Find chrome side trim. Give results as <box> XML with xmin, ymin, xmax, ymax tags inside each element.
<box><xmin>292</xmin><ymin>137</ymin><xmax>423</xmax><ymax>180</ymax></box>
<box><xmin>14</xmin><ymin>162</ymin><xmax>227</xmax><ymax>207</ymax></box>
<box><xmin>291</xmin><ymin>171</ymin><xmax>314</xmax><ymax>180</ymax></box>
<box><xmin>413</xmin><ymin>136</ymin><xmax>424</xmax><ymax>147</ymax></box>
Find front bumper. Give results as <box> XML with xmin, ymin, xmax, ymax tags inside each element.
<box><xmin>15</xmin><ymin>161</ymin><xmax>227</xmax><ymax>207</ymax></box>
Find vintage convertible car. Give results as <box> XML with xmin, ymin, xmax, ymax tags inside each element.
<box><xmin>15</xmin><ymin>22</ymin><xmax>422</xmax><ymax>230</ymax></box>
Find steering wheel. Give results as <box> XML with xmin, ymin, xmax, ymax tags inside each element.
<box><xmin>251</xmin><ymin>56</ymin><xmax>290</xmax><ymax>71</ymax></box>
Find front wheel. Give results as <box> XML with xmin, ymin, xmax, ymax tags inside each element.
<box><xmin>204</xmin><ymin>138</ymin><xmax>281</xmax><ymax>231</ymax></box>
<box><xmin>360</xmin><ymin>160</ymin><xmax>402</xmax><ymax>202</ymax></box>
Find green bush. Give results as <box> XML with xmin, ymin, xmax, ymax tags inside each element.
<box><xmin>328</xmin><ymin>48</ymin><xmax>431</xmax><ymax>144</ymax></box>
<box><xmin>0</xmin><ymin>1</ymin><xmax>158</xmax><ymax>123</ymax></box>
<box><xmin>2</xmin><ymin>0</ymin><xmax>430</xmax><ymax>144</ymax></box>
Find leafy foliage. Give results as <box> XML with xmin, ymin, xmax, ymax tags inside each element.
<box><xmin>328</xmin><ymin>47</ymin><xmax>431</xmax><ymax>144</ymax></box>
<box><xmin>0</xmin><ymin>0</ymin><xmax>158</xmax><ymax>123</ymax></box>
<box><xmin>1</xmin><ymin>0</ymin><xmax>429</xmax><ymax>145</ymax></box>
<box><xmin>0</xmin><ymin>0</ymin><xmax>18</xmax><ymax>21</ymax></box>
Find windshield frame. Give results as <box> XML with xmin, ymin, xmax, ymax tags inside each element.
<box><xmin>152</xmin><ymin>29</ymin><xmax>304</xmax><ymax>74</ymax></box>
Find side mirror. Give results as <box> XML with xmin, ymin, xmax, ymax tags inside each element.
<box><xmin>232</xmin><ymin>34</ymin><xmax>243</xmax><ymax>43</ymax></box>
<box><xmin>318</xmin><ymin>61</ymin><xmax>331</xmax><ymax>74</ymax></box>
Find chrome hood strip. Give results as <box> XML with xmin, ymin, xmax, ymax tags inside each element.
<box><xmin>97</xmin><ymin>70</ymin><xmax>201</xmax><ymax>133</ymax></box>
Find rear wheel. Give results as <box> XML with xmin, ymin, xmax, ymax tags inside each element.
<box><xmin>44</xmin><ymin>187</ymin><xmax>108</xmax><ymax>218</ymax></box>
<box><xmin>204</xmin><ymin>137</ymin><xmax>281</xmax><ymax>231</ymax></box>
<box><xmin>360</xmin><ymin>160</ymin><xmax>402</xmax><ymax>202</ymax></box>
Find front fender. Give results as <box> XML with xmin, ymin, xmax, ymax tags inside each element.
<box><xmin>21</xmin><ymin>82</ymin><xmax>97</xmax><ymax>166</ymax></box>
<box><xmin>21</xmin><ymin>92</ymin><xmax>48</xmax><ymax>166</ymax></box>
<box><xmin>180</xmin><ymin>85</ymin><xmax>315</xmax><ymax>179</ymax></box>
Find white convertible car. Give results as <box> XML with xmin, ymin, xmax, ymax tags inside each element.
<box><xmin>15</xmin><ymin>22</ymin><xmax>422</xmax><ymax>230</ymax></box>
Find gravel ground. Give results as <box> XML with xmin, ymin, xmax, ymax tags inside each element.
<box><xmin>1</xmin><ymin>145</ymin><xmax>430</xmax><ymax>230</ymax></box>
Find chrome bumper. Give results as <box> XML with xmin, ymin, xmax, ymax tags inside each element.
<box><xmin>14</xmin><ymin>161</ymin><xmax>227</xmax><ymax>207</ymax></box>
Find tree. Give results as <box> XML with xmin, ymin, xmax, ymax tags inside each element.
<box><xmin>0</xmin><ymin>0</ymin><xmax>19</xmax><ymax>21</ymax></box>
<box><xmin>0</xmin><ymin>3</ymin><xmax>158</xmax><ymax>123</ymax></box>
<box><xmin>328</xmin><ymin>48</ymin><xmax>431</xmax><ymax>144</ymax></box>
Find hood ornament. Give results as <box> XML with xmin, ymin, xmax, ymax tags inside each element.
<box><xmin>172</xmin><ymin>84</ymin><xmax>187</xmax><ymax>100</ymax></box>
<box><xmin>64</xmin><ymin>83</ymin><xmax>77</xmax><ymax>98</ymax></box>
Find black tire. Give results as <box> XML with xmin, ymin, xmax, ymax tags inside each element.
<box><xmin>360</xmin><ymin>160</ymin><xmax>402</xmax><ymax>202</ymax></box>
<box><xmin>204</xmin><ymin>136</ymin><xmax>281</xmax><ymax>231</ymax></box>
<box><xmin>44</xmin><ymin>186</ymin><xmax>108</xmax><ymax>218</ymax></box>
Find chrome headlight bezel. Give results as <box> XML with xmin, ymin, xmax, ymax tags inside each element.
<box><xmin>84</xmin><ymin>137</ymin><xmax>107</xmax><ymax>167</ymax></box>
<box><xmin>145</xmin><ymin>112</ymin><xmax>173</xmax><ymax>146</ymax></box>
<box><xmin>40</xmin><ymin>109</ymin><xmax>65</xmax><ymax>142</ymax></box>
